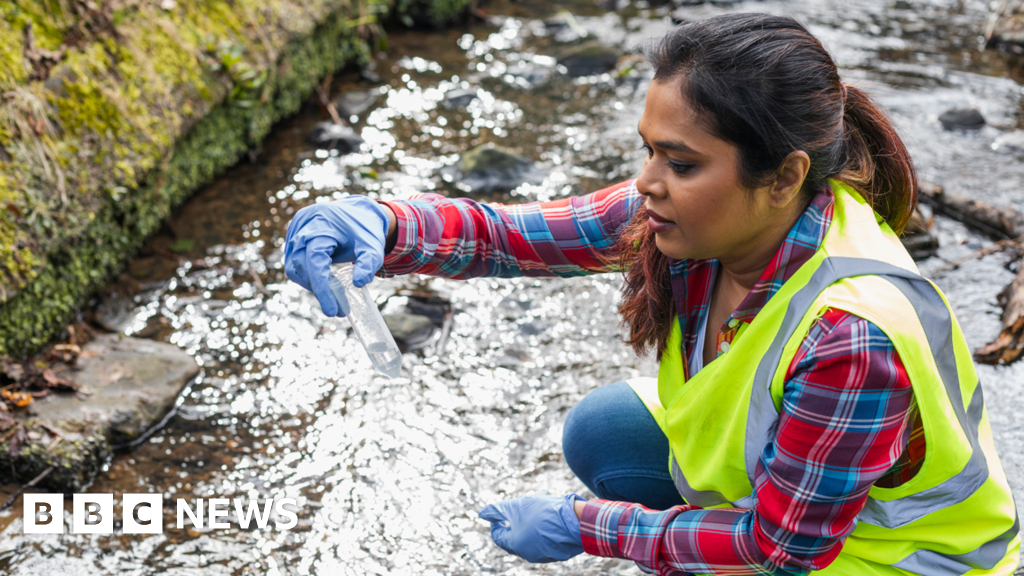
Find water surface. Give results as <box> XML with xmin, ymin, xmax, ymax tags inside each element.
<box><xmin>2</xmin><ymin>0</ymin><xmax>1024</xmax><ymax>573</ymax></box>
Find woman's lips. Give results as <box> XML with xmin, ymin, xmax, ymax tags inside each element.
<box><xmin>645</xmin><ymin>208</ymin><xmax>677</xmax><ymax>234</ymax></box>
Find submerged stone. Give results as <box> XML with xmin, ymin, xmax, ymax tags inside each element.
<box><xmin>442</xmin><ymin>88</ymin><xmax>479</xmax><ymax>109</ymax></box>
<box><xmin>335</xmin><ymin>90</ymin><xmax>379</xmax><ymax>116</ymax></box>
<box><xmin>460</xmin><ymin>143</ymin><xmax>529</xmax><ymax>173</ymax></box>
<box><xmin>557</xmin><ymin>41</ymin><xmax>623</xmax><ymax>77</ymax></box>
<box><xmin>504</xmin><ymin>61</ymin><xmax>552</xmax><ymax>88</ymax></box>
<box><xmin>444</xmin><ymin>143</ymin><xmax>544</xmax><ymax>194</ymax></box>
<box><xmin>1</xmin><ymin>335</ymin><xmax>199</xmax><ymax>491</ymax></box>
<box><xmin>384</xmin><ymin>312</ymin><xmax>437</xmax><ymax>351</ymax></box>
<box><xmin>938</xmin><ymin>108</ymin><xmax>986</xmax><ymax>130</ymax></box>
<box><xmin>307</xmin><ymin>122</ymin><xmax>365</xmax><ymax>152</ymax></box>
<box><xmin>92</xmin><ymin>291</ymin><xmax>135</xmax><ymax>333</ymax></box>
<box><xmin>405</xmin><ymin>295</ymin><xmax>452</xmax><ymax>326</ymax></box>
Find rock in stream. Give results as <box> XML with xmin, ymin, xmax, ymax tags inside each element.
<box><xmin>443</xmin><ymin>143</ymin><xmax>544</xmax><ymax>194</ymax></box>
<box><xmin>1</xmin><ymin>335</ymin><xmax>199</xmax><ymax>492</ymax></box>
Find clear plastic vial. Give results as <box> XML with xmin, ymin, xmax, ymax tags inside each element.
<box><xmin>328</xmin><ymin>263</ymin><xmax>402</xmax><ymax>378</ymax></box>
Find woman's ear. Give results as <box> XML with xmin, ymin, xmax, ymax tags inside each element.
<box><xmin>769</xmin><ymin>151</ymin><xmax>811</xmax><ymax>208</ymax></box>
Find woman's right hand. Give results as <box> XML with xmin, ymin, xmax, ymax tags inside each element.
<box><xmin>284</xmin><ymin>195</ymin><xmax>391</xmax><ymax>317</ymax></box>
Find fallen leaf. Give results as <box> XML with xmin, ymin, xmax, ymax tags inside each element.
<box><xmin>2</xmin><ymin>389</ymin><xmax>33</xmax><ymax>407</ymax></box>
<box><xmin>40</xmin><ymin>369</ymin><xmax>77</xmax><ymax>391</ymax></box>
<box><xmin>50</xmin><ymin>343</ymin><xmax>81</xmax><ymax>364</ymax></box>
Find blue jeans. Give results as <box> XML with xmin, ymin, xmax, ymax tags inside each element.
<box><xmin>562</xmin><ymin>381</ymin><xmax>685</xmax><ymax>510</ymax></box>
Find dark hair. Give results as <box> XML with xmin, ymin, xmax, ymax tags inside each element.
<box><xmin>618</xmin><ymin>13</ymin><xmax>918</xmax><ymax>358</ymax></box>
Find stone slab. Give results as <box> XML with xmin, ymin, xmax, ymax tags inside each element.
<box><xmin>0</xmin><ymin>335</ymin><xmax>199</xmax><ymax>492</ymax></box>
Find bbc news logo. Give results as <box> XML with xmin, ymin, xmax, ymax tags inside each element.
<box><xmin>23</xmin><ymin>494</ymin><xmax>299</xmax><ymax>534</ymax></box>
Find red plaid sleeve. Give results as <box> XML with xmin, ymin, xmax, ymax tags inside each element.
<box><xmin>579</xmin><ymin>309</ymin><xmax>915</xmax><ymax>575</ymax></box>
<box><xmin>376</xmin><ymin>180</ymin><xmax>641</xmax><ymax>279</ymax></box>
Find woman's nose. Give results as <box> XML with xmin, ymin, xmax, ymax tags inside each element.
<box><xmin>635</xmin><ymin>159</ymin><xmax>668</xmax><ymax>200</ymax></box>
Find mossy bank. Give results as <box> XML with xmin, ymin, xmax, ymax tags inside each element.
<box><xmin>0</xmin><ymin>0</ymin><xmax>468</xmax><ymax>356</ymax></box>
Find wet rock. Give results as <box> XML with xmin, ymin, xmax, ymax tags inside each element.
<box><xmin>442</xmin><ymin>88</ymin><xmax>479</xmax><ymax>109</ymax></box>
<box><xmin>307</xmin><ymin>122</ymin><xmax>364</xmax><ymax>152</ymax></box>
<box><xmin>938</xmin><ymin>108</ymin><xmax>986</xmax><ymax>131</ymax></box>
<box><xmin>334</xmin><ymin>90</ymin><xmax>379</xmax><ymax>117</ymax></box>
<box><xmin>92</xmin><ymin>291</ymin><xmax>135</xmax><ymax>333</ymax></box>
<box><xmin>1</xmin><ymin>335</ymin><xmax>199</xmax><ymax>491</ymax></box>
<box><xmin>504</xmin><ymin>61</ymin><xmax>552</xmax><ymax>88</ymax></box>
<box><xmin>384</xmin><ymin>312</ymin><xmax>437</xmax><ymax>352</ymax></box>
<box><xmin>133</xmin><ymin>312</ymin><xmax>170</xmax><ymax>339</ymax></box>
<box><xmin>442</xmin><ymin>143</ymin><xmax>544</xmax><ymax>194</ymax></box>
<box><xmin>557</xmin><ymin>41</ymin><xmax>623</xmax><ymax>77</ymax></box>
<box><xmin>405</xmin><ymin>295</ymin><xmax>452</xmax><ymax>325</ymax></box>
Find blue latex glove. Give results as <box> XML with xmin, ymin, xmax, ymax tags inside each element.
<box><xmin>478</xmin><ymin>494</ymin><xmax>585</xmax><ymax>563</ymax></box>
<box><xmin>284</xmin><ymin>195</ymin><xmax>390</xmax><ymax>317</ymax></box>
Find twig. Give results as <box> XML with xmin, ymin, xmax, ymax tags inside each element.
<box><xmin>313</xmin><ymin>77</ymin><xmax>344</xmax><ymax>126</ymax></box>
<box><xmin>0</xmin><ymin>464</ymin><xmax>56</xmax><ymax>512</ymax></box>
<box><xmin>933</xmin><ymin>240</ymin><xmax>1021</xmax><ymax>274</ymax></box>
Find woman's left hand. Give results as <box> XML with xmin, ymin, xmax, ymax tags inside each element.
<box><xmin>478</xmin><ymin>494</ymin><xmax>586</xmax><ymax>563</ymax></box>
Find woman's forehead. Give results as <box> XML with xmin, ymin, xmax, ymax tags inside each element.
<box><xmin>639</xmin><ymin>79</ymin><xmax>724</xmax><ymax>156</ymax></box>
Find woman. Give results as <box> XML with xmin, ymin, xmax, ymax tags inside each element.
<box><xmin>284</xmin><ymin>14</ymin><xmax>1020</xmax><ymax>575</ymax></box>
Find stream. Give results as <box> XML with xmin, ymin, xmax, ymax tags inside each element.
<box><xmin>2</xmin><ymin>0</ymin><xmax>1024</xmax><ymax>573</ymax></box>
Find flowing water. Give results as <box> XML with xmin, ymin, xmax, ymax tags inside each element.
<box><xmin>3</xmin><ymin>0</ymin><xmax>1024</xmax><ymax>573</ymax></box>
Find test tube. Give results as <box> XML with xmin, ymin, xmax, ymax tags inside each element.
<box><xmin>328</xmin><ymin>263</ymin><xmax>402</xmax><ymax>378</ymax></box>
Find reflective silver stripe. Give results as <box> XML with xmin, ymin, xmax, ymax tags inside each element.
<box><xmin>745</xmin><ymin>258</ymin><xmax>992</xmax><ymax>529</ymax></box>
<box><xmin>670</xmin><ymin>457</ymin><xmax>754</xmax><ymax>508</ymax></box>
<box><xmin>858</xmin><ymin>384</ymin><xmax>988</xmax><ymax>528</ymax></box>
<box><xmin>744</xmin><ymin>257</ymin><xmax>926</xmax><ymax>489</ymax></box>
<box><xmin>892</xmin><ymin>514</ymin><xmax>1020</xmax><ymax>575</ymax></box>
<box><xmin>855</xmin><ymin>275</ymin><xmax>990</xmax><ymax>529</ymax></box>
<box><xmin>666</xmin><ymin>254</ymin><xmax>1014</xmax><ymax>572</ymax></box>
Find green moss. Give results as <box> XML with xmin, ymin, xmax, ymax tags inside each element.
<box><xmin>0</xmin><ymin>15</ymin><xmax>27</xmax><ymax>86</ymax></box>
<box><xmin>0</xmin><ymin>0</ymin><xmax>441</xmax><ymax>355</ymax></box>
<box><xmin>0</xmin><ymin>0</ymin><xmax>469</xmax><ymax>356</ymax></box>
<box><xmin>0</xmin><ymin>423</ymin><xmax>108</xmax><ymax>492</ymax></box>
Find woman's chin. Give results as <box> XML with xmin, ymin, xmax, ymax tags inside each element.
<box><xmin>653</xmin><ymin>234</ymin><xmax>691</xmax><ymax>260</ymax></box>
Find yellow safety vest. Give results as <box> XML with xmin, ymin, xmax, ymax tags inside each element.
<box><xmin>629</xmin><ymin>181</ymin><xmax>1020</xmax><ymax>575</ymax></box>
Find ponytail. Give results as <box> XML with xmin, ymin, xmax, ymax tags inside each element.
<box><xmin>837</xmin><ymin>84</ymin><xmax>918</xmax><ymax>234</ymax></box>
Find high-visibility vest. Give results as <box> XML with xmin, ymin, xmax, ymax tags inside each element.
<box><xmin>628</xmin><ymin>181</ymin><xmax>1020</xmax><ymax>575</ymax></box>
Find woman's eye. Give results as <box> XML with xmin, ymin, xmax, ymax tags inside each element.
<box><xmin>668</xmin><ymin>161</ymin><xmax>695</xmax><ymax>175</ymax></box>
<box><xmin>640</xmin><ymin>144</ymin><xmax>653</xmax><ymax>158</ymax></box>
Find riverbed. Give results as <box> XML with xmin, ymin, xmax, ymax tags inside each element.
<box><xmin>2</xmin><ymin>0</ymin><xmax>1024</xmax><ymax>573</ymax></box>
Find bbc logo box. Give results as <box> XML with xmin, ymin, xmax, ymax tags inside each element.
<box><xmin>23</xmin><ymin>493</ymin><xmax>163</xmax><ymax>534</ymax></box>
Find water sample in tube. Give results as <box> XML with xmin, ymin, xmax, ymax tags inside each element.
<box><xmin>328</xmin><ymin>263</ymin><xmax>402</xmax><ymax>378</ymax></box>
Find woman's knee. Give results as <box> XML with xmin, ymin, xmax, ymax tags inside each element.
<box><xmin>562</xmin><ymin>382</ymin><xmax>667</xmax><ymax>483</ymax></box>
<box><xmin>562</xmin><ymin>382</ymin><xmax>632</xmax><ymax>477</ymax></box>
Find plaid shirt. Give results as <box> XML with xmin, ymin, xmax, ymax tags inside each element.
<box><xmin>379</xmin><ymin>180</ymin><xmax>919</xmax><ymax>575</ymax></box>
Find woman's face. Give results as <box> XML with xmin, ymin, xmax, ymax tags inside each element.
<box><xmin>636</xmin><ymin>77</ymin><xmax>793</xmax><ymax>264</ymax></box>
